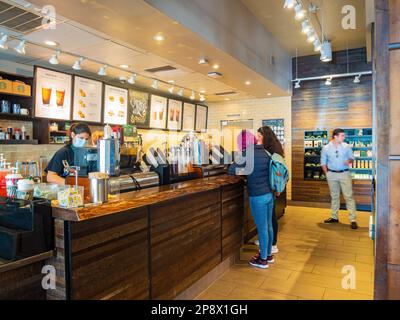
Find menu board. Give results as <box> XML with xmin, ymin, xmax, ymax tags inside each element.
<box><xmin>34</xmin><ymin>67</ymin><xmax>72</xmax><ymax>120</ymax></box>
<box><xmin>195</xmin><ymin>105</ymin><xmax>208</xmax><ymax>132</ymax></box>
<box><xmin>128</xmin><ymin>90</ymin><xmax>150</xmax><ymax>128</ymax></box>
<box><xmin>103</xmin><ymin>85</ymin><xmax>128</xmax><ymax>125</ymax></box>
<box><xmin>167</xmin><ymin>99</ymin><xmax>183</xmax><ymax>131</ymax></box>
<box><xmin>149</xmin><ymin>95</ymin><xmax>168</xmax><ymax>129</ymax></box>
<box><xmin>182</xmin><ymin>103</ymin><xmax>196</xmax><ymax>131</ymax></box>
<box><xmin>72</xmin><ymin>76</ymin><xmax>103</xmax><ymax>122</ymax></box>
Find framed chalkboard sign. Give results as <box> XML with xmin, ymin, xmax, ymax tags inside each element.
<box><xmin>127</xmin><ymin>89</ymin><xmax>150</xmax><ymax>129</ymax></box>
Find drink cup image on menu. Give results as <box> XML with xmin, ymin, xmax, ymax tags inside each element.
<box><xmin>41</xmin><ymin>87</ymin><xmax>52</xmax><ymax>106</ymax></box>
<box><xmin>56</xmin><ymin>89</ymin><xmax>66</xmax><ymax>107</ymax></box>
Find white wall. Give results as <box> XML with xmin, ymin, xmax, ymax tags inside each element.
<box><xmin>208</xmin><ymin>97</ymin><xmax>292</xmax><ymax>199</ymax></box>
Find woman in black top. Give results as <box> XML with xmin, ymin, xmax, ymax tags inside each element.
<box><xmin>45</xmin><ymin>123</ymin><xmax>91</xmax><ymax>185</ymax></box>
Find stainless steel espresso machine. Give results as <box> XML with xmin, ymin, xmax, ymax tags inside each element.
<box><xmin>73</xmin><ymin>124</ymin><xmax>159</xmax><ymax>193</ymax></box>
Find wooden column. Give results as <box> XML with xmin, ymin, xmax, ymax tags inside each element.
<box><xmin>374</xmin><ymin>0</ymin><xmax>400</xmax><ymax>300</ymax></box>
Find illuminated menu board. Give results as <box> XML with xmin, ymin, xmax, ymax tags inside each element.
<box><xmin>34</xmin><ymin>67</ymin><xmax>72</xmax><ymax>120</ymax></box>
<box><xmin>167</xmin><ymin>99</ymin><xmax>183</xmax><ymax>131</ymax></box>
<box><xmin>149</xmin><ymin>95</ymin><xmax>168</xmax><ymax>129</ymax></box>
<box><xmin>182</xmin><ymin>103</ymin><xmax>196</xmax><ymax>132</ymax></box>
<box><xmin>103</xmin><ymin>85</ymin><xmax>128</xmax><ymax>125</ymax></box>
<box><xmin>72</xmin><ymin>76</ymin><xmax>103</xmax><ymax>123</ymax></box>
<box><xmin>195</xmin><ymin>105</ymin><xmax>208</xmax><ymax>132</ymax></box>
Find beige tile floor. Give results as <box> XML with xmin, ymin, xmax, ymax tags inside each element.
<box><xmin>197</xmin><ymin>206</ymin><xmax>374</xmax><ymax>300</ymax></box>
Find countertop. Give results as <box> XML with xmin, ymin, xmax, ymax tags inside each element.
<box><xmin>52</xmin><ymin>174</ymin><xmax>244</xmax><ymax>222</ymax></box>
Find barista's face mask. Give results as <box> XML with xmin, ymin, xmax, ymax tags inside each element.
<box><xmin>73</xmin><ymin>137</ymin><xmax>87</xmax><ymax>148</ymax></box>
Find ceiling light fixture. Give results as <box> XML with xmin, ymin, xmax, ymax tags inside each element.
<box><xmin>267</xmin><ymin>93</ymin><xmax>272</xmax><ymax>96</ymax></box>
<box><xmin>245</xmin><ymin>81</ymin><xmax>251</xmax><ymax>85</ymax></box>
<box><xmin>49</xmin><ymin>50</ymin><xmax>61</xmax><ymax>65</ymax></box>
<box><xmin>284</xmin><ymin>0</ymin><xmax>296</xmax><ymax>9</ymax></box>
<box><xmin>0</xmin><ymin>34</ymin><xmax>8</xmax><ymax>49</ymax></box>
<box><xmin>128</xmin><ymin>74</ymin><xmax>137</xmax><ymax>84</ymax></box>
<box><xmin>98</xmin><ymin>65</ymin><xmax>108</xmax><ymax>76</ymax></box>
<box><xmin>151</xmin><ymin>79</ymin><xmax>159</xmax><ymax>90</ymax></box>
<box><xmin>44</xmin><ymin>40</ymin><xmax>59</xmax><ymax>47</ymax></box>
<box><xmin>294</xmin><ymin>3</ymin><xmax>306</xmax><ymax>20</ymax></box>
<box><xmin>354</xmin><ymin>74</ymin><xmax>361</xmax><ymax>84</ymax></box>
<box><xmin>168</xmin><ymin>80</ymin><xmax>175</xmax><ymax>84</ymax></box>
<box><xmin>119</xmin><ymin>64</ymin><xmax>130</xmax><ymax>69</ymax></box>
<box><xmin>200</xmin><ymin>90</ymin><xmax>206</xmax><ymax>94</ymax></box>
<box><xmin>72</xmin><ymin>57</ymin><xmax>84</xmax><ymax>70</ymax></box>
<box><xmin>198</xmin><ymin>57</ymin><xmax>209</xmax><ymax>65</ymax></box>
<box><xmin>177</xmin><ymin>88</ymin><xmax>184</xmax><ymax>97</ymax></box>
<box><xmin>212</xmin><ymin>64</ymin><xmax>220</xmax><ymax>70</ymax></box>
<box><xmin>325</xmin><ymin>77</ymin><xmax>332</xmax><ymax>86</ymax></box>
<box><xmin>199</xmin><ymin>95</ymin><xmax>206</xmax><ymax>102</ymax></box>
<box><xmin>14</xmin><ymin>40</ymin><xmax>26</xmax><ymax>55</ymax></box>
<box><xmin>154</xmin><ymin>33</ymin><xmax>165</xmax><ymax>42</ymax></box>
<box><xmin>306</xmin><ymin>30</ymin><xmax>316</xmax><ymax>43</ymax></box>
<box><xmin>190</xmin><ymin>90</ymin><xmax>196</xmax><ymax>100</ymax></box>
<box><xmin>301</xmin><ymin>20</ymin><xmax>311</xmax><ymax>34</ymax></box>
<box><xmin>320</xmin><ymin>41</ymin><xmax>332</xmax><ymax>62</ymax></box>
<box><xmin>313</xmin><ymin>39</ymin><xmax>322</xmax><ymax>52</ymax></box>
<box><xmin>168</xmin><ymin>85</ymin><xmax>175</xmax><ymax>94</ymax></box>
<box><xmin>294</xmin><ymin>80</ymin><xmax>301</xmax><ymax>89</ymax></box>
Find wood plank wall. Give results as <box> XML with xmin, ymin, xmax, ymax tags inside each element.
<box><xmin>291</xmin><ymin>48</ymin><xmax>373</xmax><ymax>207</ymax></box>
<box><xmin>374</xmin><ymin>0</ymin><xmax>400</xmax><ymax>300</ymax></box>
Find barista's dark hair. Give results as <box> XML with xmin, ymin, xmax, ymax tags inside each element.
<box><xmin>332</xmin><ymin>128</ymin><xmax>345</xmax><ymax>138</ymax></box>
<box><xmin>68</xmin><ymin>122</ymin><xmax>91</xmax><ymax>144</ymax></box>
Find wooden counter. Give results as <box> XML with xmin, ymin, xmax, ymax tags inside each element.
<box><xmin>48</xmin><ymin>175</ymin><xmax>245</xmax><ymax>300</ymax></box>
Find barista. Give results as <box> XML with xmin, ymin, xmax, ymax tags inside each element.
<box><xmin>45</xmin><ymin>123</ymin><xmax>92</xmax><ymax>185</ymax></box>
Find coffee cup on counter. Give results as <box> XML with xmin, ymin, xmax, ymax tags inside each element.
<box><xmin>16</xmin><ymin>179</ymin><xmax>35</xmax><ymax>201</ymax></box>
<box><xmin>5</xmin><ymin>173</ymin><xmax>23</xmax><ymax>198</ymax></box>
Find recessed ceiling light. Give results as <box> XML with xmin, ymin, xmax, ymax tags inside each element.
<box><xmin>267</xmin><ymin>93</ymin><xmax>272</xmax><ymax>96</ymax></box>
<box><xmin>245</xmin><ymin>81</ymin><xmax>251</xmax><ymax>85</ymax></box>
<box><xmin>119</xmin><ymin>64</ymin><xmax>130</xmax><ymax>69</ymax></box>
<box><xmin>168</xmin><ymin>80</ymin><xmax>175</xmax><ymax>83</ymax></box>
<box><xmin>154</xmin><ymin>33</ymin><xmax>165</xmax><ymax>42</ymax></box>
<box><xmin>200</xmin><ymin>90</ymin><xmax>206</xmax><ymax>94</ymax></box>
<box><xmin>44</xmin><ymin>40</ymin><xmax>59</xmax><ymax>47</ymax></box>
<box><xmin>225</xmin><ymin>98</ymin><xmax>230</xmax><ymax>101</ymax></box>
<box><xmin>213</xmin><ymin>64</ymin><xmax>220</xmax><ymax>69</ymax></box>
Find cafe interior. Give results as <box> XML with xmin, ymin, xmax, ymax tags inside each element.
<box><xmin>0</xmin><ymin>0</ymin><xmax>399</xmax><ymax>301</ymax></box>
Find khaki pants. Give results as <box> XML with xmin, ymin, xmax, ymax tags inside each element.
<box><xmin>326</xmin><ymin>171</ymin><xmax>357</xmax><ymax>222</ymax></box>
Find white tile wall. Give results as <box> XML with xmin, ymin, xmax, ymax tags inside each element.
<box><xmin>207</xmin><ymin>97</ymin><xmax>292</xmax><ymax>199</ymax></box>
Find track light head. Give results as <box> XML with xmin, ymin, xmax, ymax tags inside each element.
<box><xmin>0</xmin><ymin>34</ymin><xmax>8</xmax><ymax>50</ymax></box>
<box><xmin>313</xmin><ymin>39</ymin><xmax>322</xmax><ymax>52</ymax></box>
<box><xmin>284</xmin><ymin>0</ymin><xmax>296</xmax><ymax>9</ymax></box>
<box><xmin>306</xmin><ymin>30</ymin><xmax>316</xmax><ymax>43</ymax></box>
<box><xmin>178</xmin><ymin>88</ymin><xmax>184</xmax><ymax>97</ymax></box>
<box><xmin>301</xmin><ymin>20</ymin><xmax>311</xmax><ymax>34</ymax></box>
<box><xmin>354</xmin><ymin>75</ymin><xmax>361</xmax><ymax>84</ymax></box>
<box><xmin>128</xmin><ymin>74</ymin><xmax>137</xmax><ymax>85</ymax></box>
<box><xmin>14</xmin><ymin>39</ymin><xmax>26</xmax><ymax>55</ymax></box>
<box><xmin>199</xmin><ymin>95</ymin><xmax>206</xmax><ymax>102</ymax></box>
<box><xmin>294</xmin><ymin>80</ymin><xmax>301</xmax><ymax>89</ymax></box>
<box><xmin>98</xmin><ymin>65</ymin><xmax>108</xmax><ymax>76</ymax></box>
<box><xmin>190</xmin><ymin>90</ymin><xmax>195</xmax><ymax>100</ymax></box>
<box><xmin>72</xmin><ymin>57</ymin><xmax>84</xmax><ymax>71</ymax></box>
<box><xmin>294</xmin><ymin>3</ymin><xmax>306</xmax><ymax>20</ymax></box>
<box><xmin>49</xmin><ymin>50</ymin><xmax>61</xmax><ymax>65</ymax></box>
<box><xmin>325</xmin><ymin>77</ymin><xmax>332</xmax><ymax>86</ymax></box>
<box><xmin>151</xmin><ymin>79</ymin><xmax>159</xmax><ymax>90</ymax></box>
<box><xmin>168</xmin><ymin>85</ymin><xmax>175</xmax><ymax>94</ymax></box>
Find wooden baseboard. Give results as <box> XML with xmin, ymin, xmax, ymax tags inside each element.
<box><xmin>174</xmin><ymin>254</ymin><xmax>237</xmax><ymax>300</ymax></box>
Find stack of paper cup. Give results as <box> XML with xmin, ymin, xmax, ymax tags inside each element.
<box><xmin>5</xmin><ymin>173</ymin><xmax>23</xmax><ymax>198</ymax></box>
<box><xmin>16</xmin><ymin>179</ymin><xmax>35</xmax><ymax>201</ymax></box>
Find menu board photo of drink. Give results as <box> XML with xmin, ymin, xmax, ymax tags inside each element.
<box><xmin>149</xmin><ymin>95</ymin><xmax>168</xmax><ymax>129</ymax></box>
<box><xmin>167</xmin><ymin>99</ymin><xmax>183</xmax><ymax>131</ymax></box>
<box><xmin>72</xmin><ymin>76</ymin><xmax>103</xmax><ymax>123</ymax></box>
<box><xmin>128</xmin><ymin>90</ymin><xmax>150</xmax><ymax>128</ymax></box>
<box><xmin>34</xmin><ymin>67</ymin><xmax>72</xmax><ymax>120</ymax></box>
<box><xmin>182</xmin><ymin>103</ymin><xmax>196</xmax><ymax>132</ymax></box>
<box><xmin>104</xmin><ymin>85</ymin><xmax>128</xmax><ymax>125</ymax></box>
<box><xmin>195</xmin><ymin>105</ymin><xmax>208</xmax><ymax>132</ymax></box>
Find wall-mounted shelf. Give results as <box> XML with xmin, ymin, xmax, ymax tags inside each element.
<box><xmin>0</xmin><ymin>113</ymin><xmax>33</xmax><ymax>122</ymax></box>
<box><xmin>303</xmin><ymin>130</ymin><xmax>329</xmax><ymax>181</ymax></box>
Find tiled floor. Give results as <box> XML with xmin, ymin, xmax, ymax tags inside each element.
<box><xmin>197</xmin><ymin>206</ymin><xmax>374</xmax><ymax>300</ymax></box>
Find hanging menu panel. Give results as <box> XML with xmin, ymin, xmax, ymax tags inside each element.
<box><xmin>103</xmin><ymin>85</ymin><xmax>128</xmax><ymax>125</ymax></box>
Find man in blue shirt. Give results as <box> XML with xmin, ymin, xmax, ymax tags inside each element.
<box><xmin>321</xmin><ymin>128</ymin><xmax>358</xmax><ymax>229</ymax></box>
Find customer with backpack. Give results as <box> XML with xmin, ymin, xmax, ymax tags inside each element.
<box><xmin>228</xmin><ymin>126</ymin><xmax>288</xmax><ymax>269</ymax></box>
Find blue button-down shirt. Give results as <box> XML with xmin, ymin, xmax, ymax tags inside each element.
<box><xmin>321</xmin><ymin>142</ymin><xmax>354</xmax><ymax>171</ymax></box>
